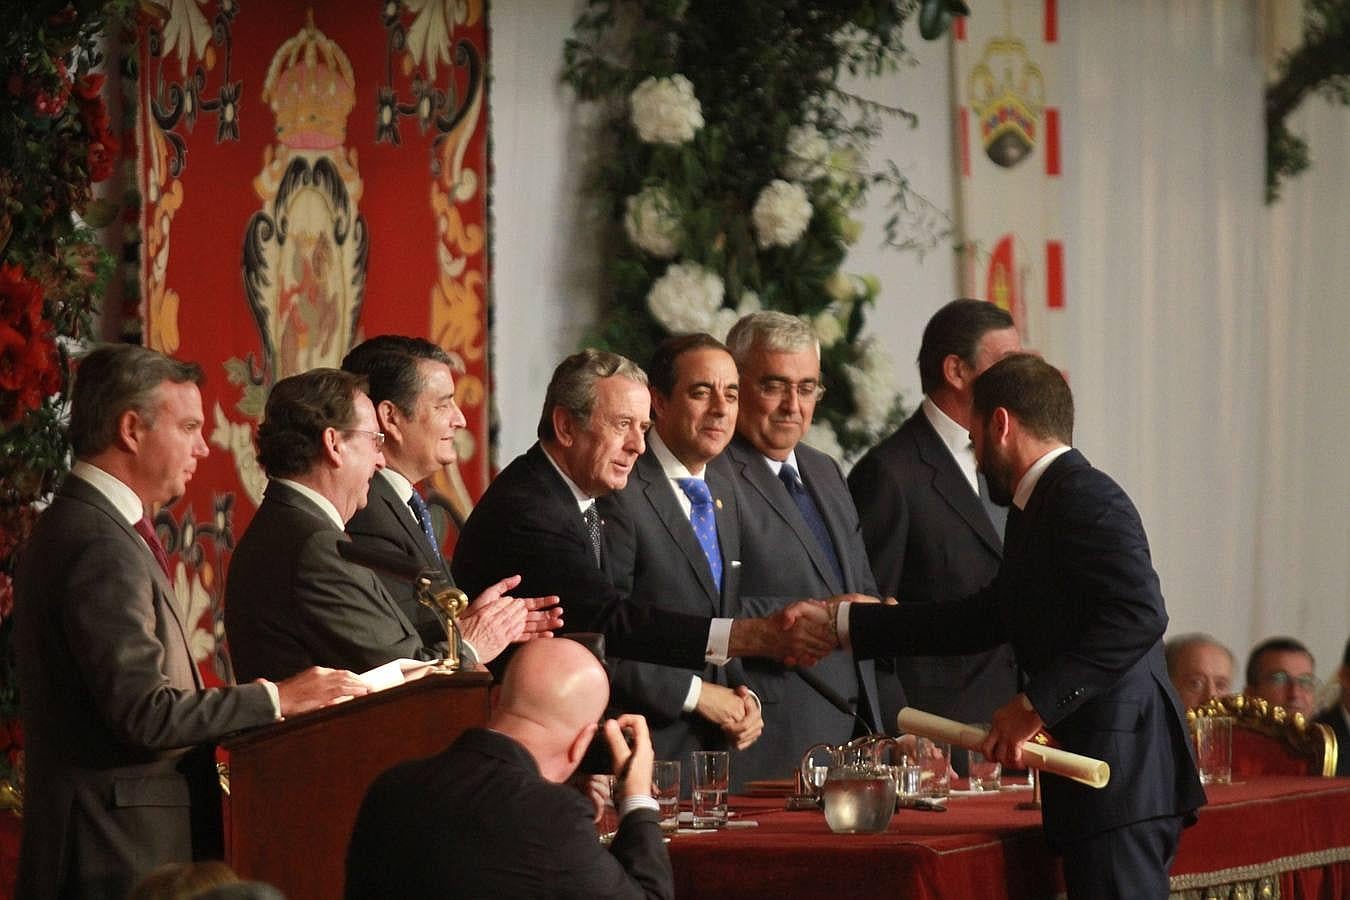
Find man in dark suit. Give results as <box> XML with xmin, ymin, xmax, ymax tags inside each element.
<box><xmin>1313</xmin><ymin>637</ymin><xmax>1349</xmax><ymax>776</ymax></box>
<box><xmin>346</xmin><ymin>637</ymin><xmax>673</xmax><ymax>899</ymax></box>
<box><xmin>1243</xmin><ymin>636</ymin><xmax>1319</xmax><ymax>719</ymax></box>
<box><xmin>848</xmin><ymin>300</ymin><xmax>1021</xmax><ymax>756</ymax></box>
<box><xmin>820</xmin><ymin>353</ymin><xmax>1205</xmax><ymax>898</ymax></box>
<box><xmin>452</xmin><ymin>349</ymin><xmax>837</xmax><ymax>672</ymax></box>
<box><xmin>13</xmin><ymin>345</ymin><xmax>365</xmax><ymax>900</ymax></box>
<box><xmin>721</xmin><ymin>311</ymin><xmax>883</xmax><ymax>783</ymax></box>
<box><xmin>226</xmin><ymin>369</ymin><xmax>549</xmax><ymax>682</ymax></box>
<box><xmin>600</xmin><ymin>335</ymin><xmax>762</xmax><ymax>786</ymax></box>
<box><xmin>341</xmin><ymin>335</ymin><xmax>561</xmax><ymax>649</ymax></box>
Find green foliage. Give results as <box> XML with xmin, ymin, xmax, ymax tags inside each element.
<box><xmin>563</xmin><ymin>0</ymin><xmax>950</xmax><ymax>460</ymax></box>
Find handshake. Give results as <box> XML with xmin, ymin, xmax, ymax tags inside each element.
<box><xmin>728</xmin><ymin>594</ymin><xmax>890</xmax><ymax>667</ymax></box>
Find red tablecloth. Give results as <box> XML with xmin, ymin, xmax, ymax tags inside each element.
<box><xmin>668</xmin><ymin>777</ymin><xmax>1350</xmax><ymax>900</ymax></box>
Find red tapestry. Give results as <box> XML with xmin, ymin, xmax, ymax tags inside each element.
<box><xmin>136</xmin><ymin>1</ymin><xmax>490</xmax><ymax>686</ymax></box>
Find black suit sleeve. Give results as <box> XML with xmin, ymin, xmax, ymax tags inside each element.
<box><xmin>847</xmin><ymin>449</ymin><xmax>911</xmax><ymax>597</ymax></box>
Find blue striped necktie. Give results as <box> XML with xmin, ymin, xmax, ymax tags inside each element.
<box><xmin>777</xmin><ymin>463</ymin><xmax>843</xmax><ymax>585</ymax></box>
<box><xmin>406</xmin><ymin>490</ymin><xmax>442</xmax><ymax>561</ymax></box>
<box><xmin>676</xmin><ymin>477</ymin><xmax>723</xmax><ymax>591</ymax></box>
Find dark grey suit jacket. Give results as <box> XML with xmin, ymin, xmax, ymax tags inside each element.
<box><xmin>14</xmin><ymin>475</ymin><xmax>275</xmax><ymax>900</ymax></box>
<box><xmin>346</xmin><ymin>728</ymin><xmax>673</xmax><ymax>899</ymax></box>
<box><xmin>599</xmin><ymin>449</ymin><xmax>750</xmax><ymax>788</ymax></box>
<box><xmin>225</xmin><ymin>480</ymin><xmax>441</xmax><ymax>682</ymax></box>
<box><xmin>850</xmin><ymin>449</ymin><xmax>1206</xmax><ymax>845</ymax></box>
<box><xmin>848</xmin><ymin>409</ymin><xmax>1016</xmax><ymax>737</ymax></box>
<box><xmin>345</xmin><ymin>472</ymin><xmax>450</xmax><ymax>647</ymax></box>
<box><xmin>723</xmin><ymin>435</ymin><xmax>882</xmax><ymax>783</ymax></box>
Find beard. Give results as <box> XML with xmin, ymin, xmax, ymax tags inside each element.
<box><xmin>978</xmin><ymin>436</ymin><xmax>1016</xmax><ymax>507</ymax></box>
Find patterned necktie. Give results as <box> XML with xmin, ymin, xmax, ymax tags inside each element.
<box><xmin>406</xmin><ymin>490</ymin><xmax>443</xmax><ymax>561</ymax></box>
<box><xmin>777</xmin><ymin>464</ymin><xmax>844</xmax><ymax>585</ymax></box>
<box><xmin>582</xmin><ymin>504</ymin><xmax>602</xmax><ymax>567</ymax></box>
<box><xmin>676</xmin><ymin>477</ymin><xmax>723</xmax><ymax>592</ymax></box>
<box><xmin>134</xmin><ymin>517</ymin><xmax>172</xmax><ymax>579</ymax></box>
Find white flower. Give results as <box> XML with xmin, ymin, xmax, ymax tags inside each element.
<box><xmin>624</xmin><ymin>187</ymin><xmax>682</xmax><ymax>259</ymax></box>
<box><xmin>843</xmin><ymin>338</ymin><xmax>897</xmax><ymax>431</ymax></box>
<box><xmin>709</xmin><ymin>307</ymin><xmax>740</xmax><ymax>342</ymax></box>
<box><xmin>647</xmin><ymin>262</ymin><xmax>725</xmax><ymax>334</ymax></box>
<box><xmin>737</xmin><ymin>291</ymin><xmax>762</xmax><ymax>315</ymax></box>
<box><xmin>782</xmin><ymin>124</ymin><xmax>830</xmax><ymax>181</ymax></box>
<box><xmin>824</xmin><ymin>270</ymin><xmax>855</xmax><ymax>303</ymax></box>
<box><xmin>812</xmin><ymin>310</ymin><xmax>845</xmax><ymax>349</ymax></box>
<box><xmin>806</xmin><ymin>420</ymin><xmax>846</xmax><ymax>466</ymax></box>
<box><xmin>629</xmin><ymin>75</ymin><xmax>705</xmax><ymax>145</ymax></box>
<box><xmin>752</xmin><ymin>180</ymin><xmax>813</xmax><ymax>249</ymax></box>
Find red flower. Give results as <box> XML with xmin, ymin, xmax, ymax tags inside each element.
<box><xmin>0</xmin><ymin>263</ymin><xmax>61</xmax><ymax>425</ymax></box>
<box><xmin>0</xmin><ymin>573</ymin><xmax>12</xmax><ymax>622</ymax></box>
<box><xmin>75</xmin><ymin>75</ymin><xmax>119</xmax><ymax>183</ymax></box>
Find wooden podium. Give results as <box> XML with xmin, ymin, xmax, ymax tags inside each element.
<box><xmin>220</xmin><ymin>669</ymin><xmax>492</xmax><ymax>900</ymax></box>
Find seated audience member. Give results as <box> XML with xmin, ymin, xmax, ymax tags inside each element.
<box><xmin>451</xmin><ymin>348</ymin><xmax>838</xmax><ymax>670</ymax></box>
<box><xmin>1165</xmin><ymin>633</ymin><xmax>1235</xmax><ymax>709</ymax></box>
<box><xmin>13</xmin><ymin>345</ymin><xmax>363</xmax><ymax>900</ymax></box>
<box><xmin>600</xmin><ymin>334</ymin><xmax>762</xmax><ymax>785</ymax></box>
<box><xmin>345</xmin><ymin>639</ymin><xmax>673</xmax><ymax>899</ymax></box>
<box><xmin>226</xmin><ymin>368</ymin><xmax>553</xmax><ymax>682</ymax></box>
<box><xmin>1313</xmin><ymin>637</ymin><xmax>1350</xmax><ymax>776</ymax></box>
<box><xmin>1244</xmin><ymin>636</ymin><xmax>1319</xmax><ymax>718</ymax></box>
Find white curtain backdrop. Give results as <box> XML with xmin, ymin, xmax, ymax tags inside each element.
<box><xmin>490</xmin><ymin>1</ymin><xmax>1350</xmax><ymax>682</ymax></box>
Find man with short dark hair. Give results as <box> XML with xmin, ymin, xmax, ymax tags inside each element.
<box><xmin>1244</xmin><ymin>636</ymin><xmax>1319</xmax><ymax>718</ymax></box>
<box><xmin>345</xmin><ymin>639</ymin><xmax>673</xmax><ymax>899</ymax></box>
<box><xmin>14</xmin><ymin>345</ymin><xmax>365</xmax><ymax>899</ymax></box>
<box><xmin>225</xmin><ymin>369</ymin><xmax>539</xmax><ymax>682</ymax></box>
<box><xmin>1165</xmin><ymin>633</ymin><xmax>1235</xmax><ymax>709</ymax></box>
<box><xmin>821</xmin><ymin>353</ymin><xmax>1205</xmax><ymax>899</ymax></box>
<box><xmin>1313</xmin><ymin>637</ymin><xmax>1350</xmax><ymax>776</ymax></box>
<box><xmin>341</xmin><ymin>336</ymin><xmax>560</xmax><ymax>649</ymax></box>
<box><xmin>452</xmin><ymin>348</ymin><xmax>838</xmax><ymax>671</ymax></box>
<box><xmin>848</xmin><ymin>299</ymin><xmax>1021</xmax><ymax>759</ymax></box>
<box><xmin>600</xmin><ymin>335</ymin><xmax>762</xmax><ymax>783</ymax></box>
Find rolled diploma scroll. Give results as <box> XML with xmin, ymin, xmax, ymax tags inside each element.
<box><xmin>897</xmin><ymin>707</ymin><xmax>1110</xmax><ymax>789</ymax></box>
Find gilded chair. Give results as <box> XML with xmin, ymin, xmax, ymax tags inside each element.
<box><xmin>1189</xmin><ymin>695</ymin><xmax>1339</xmax><ymax>777</ymax></box>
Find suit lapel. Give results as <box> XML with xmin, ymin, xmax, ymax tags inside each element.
<box><xmin>63</xmin><ymin>477</ymin><xmax>203</xmax><ymax>689</ymax></box>
<box><xmin>372</xmin><ymin>475</ymin><xmax>450</xmax><ymax>578</ymax></box>
<box><xmin>526</xmin><ymin>443</ymin><xmax>598</xmax><ymax>569</ymax></box>
<box><xmin>912</xmin><ymin>415</ymin><xmax>1003</xmax><ymax>556</ymax></box>
<box><xmin>729</xmin><ymin>436</ymin><xmax>842</xmax><ymax>594</ymax></box>
<box><xmin>706</xmin><ymin>459</ymin><xmax>741</xmax><ymax>618</ymax></box>
<box><xmin>635</xmin><ymin>453</ymin><xmax>720</xmax><ymax>612</ymax></box>
<box><xmin>1010</xmin><ymin>448</ymin><xmax>1083</xmax><ymax>561</ymax></box>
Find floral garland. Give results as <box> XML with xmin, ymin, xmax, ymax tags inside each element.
<box><xmin>0</xmin><ymin>0</ymin><xmax>132</xmax><ymax>794</ymax></box>
<box><xmin>562</xmin><ymin>0</ymin><xmax>957</xmax><ymax>462</ymax></box>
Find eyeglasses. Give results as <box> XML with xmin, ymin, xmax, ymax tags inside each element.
<box><xmin>1260</xmin><ymin>670</ymin><xmax>1318</xmax><ymax>691</ymax></box>
<box><xmin>344</xmin><ymin>429</ymin><xmax>386</xmax><ymax>449</ymax></box>
<box><xmin>756</xmin><ymin>378</ymin><xmax>825</xmax><ymax>401</ymax></box>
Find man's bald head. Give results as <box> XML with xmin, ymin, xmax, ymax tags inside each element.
<box><xmin>489</xmin><ymin>639</ymin><xmax>611</xmax><ymax>782</ymax></box>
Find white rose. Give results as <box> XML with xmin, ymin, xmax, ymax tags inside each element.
<box><xmin>646</xmin><ymin>262</ymin><xmax>725</xmax><ymax>334</ymax></box>
<box><xmin>629</xmin><ymin>74</ymin><xmax>705</xmax><ymax>145</ymax></box>
<box><xmin>843</xmin><ymin>338</ymin><xmax>897</xmax><ymax>430</ymax></box>
<box><xmin>624</xmin><ymin>187</ymin><xmax>682</xmax><ymax>259</ymax></box>
<box><xmin>824</xmin><ymin>270</ymin><xmax>855</xmax><ymax>303</ymax></box>
<box><xmin>813</xmin><ymin>311</ymin><xmax>845</xmax><ymax>349</ymax></box>
<box><xmin>752</xmin><ymin>179</ymin><xmax>813</xmax><ymax>249</ymax></box>
<box><xmin>782</xmin><ymin>124</ymin><xmax>830</xmax><ymax>181</ymax></box>
<box><xmin>709</xmin><ymin>307</ymin><xmax>740</xmax><ymax>342</ymax></box>
<box><xmin>737</xmin><ymin>291</ymin><xmax>762</xmax><ymax>315</ymax></box>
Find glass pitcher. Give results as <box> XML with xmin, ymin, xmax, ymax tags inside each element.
<box><xmin>799</xmin><ymin>736</ymin><xmax>898</xmax><ymax>834</ymax></box>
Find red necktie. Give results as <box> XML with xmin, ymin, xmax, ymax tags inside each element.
<box><xmin>135</xmin><ymin>517</ymin><xmax>173</xmax><ymax>579</ymax></box>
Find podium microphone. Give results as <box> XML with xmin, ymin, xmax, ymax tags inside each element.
<box><xmin>791</xmin><ymin>666</ymin><xmax>875</xmax><ymax>736</ymax></box>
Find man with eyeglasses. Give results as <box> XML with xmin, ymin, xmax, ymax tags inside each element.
<box><xmin>1313</xmin><ymin>637</ymin><xmax>1350</xmax><ymax>776</ymax></box>
<box><xmin>721</xmin><ymin>311</ymin><xmax>883</xmax><ymax>784</ymax></box>
<box><xmin>226</xmin><ymin>368</ymin><xmax>543</xmax><ymax>682</ymax></box>
<box><xmin>1243</xmin><ymin>636</ymin><xmax>1319</xmax><ymax>718</ymax></box>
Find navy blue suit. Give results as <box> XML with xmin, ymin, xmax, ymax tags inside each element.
<box><xmin>850</xmin><ymin>449</ymin><xmax>1205</xmax><ymax>897</ymax></box>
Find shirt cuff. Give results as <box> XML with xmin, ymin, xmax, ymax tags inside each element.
<box><xmin>705</xmin><ymin>618</ymin><xmax>733</xmax><ymax>666</ymax></box>
<box><xmin>836</xmin><ymin>601</ymin><xmax>853</xmax><ymax>651</ymax></box>
<box><xmin>619</xmin><ymin>794</ymin><xmax>660</xmax><ymax>817</ymax></box>
<box><xmin>261</xmin><ymin>680</ymin><xmax>282</xmax><ymax>720</ymax></box>
<box><xmin>681</xmin><ymin>676</ymin><xmax>703</xmax><ymax>714</ymax></box>
<box><xmin>460</xmin><ymin>636</ymin><xmax>479</xmax><ymax>666</ymax></box>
